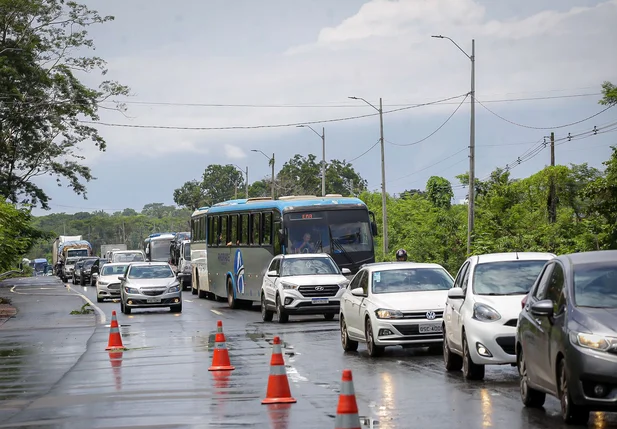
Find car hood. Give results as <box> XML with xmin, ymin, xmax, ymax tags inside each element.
<box><xmin>572</xmin><ymin>307</ymin><xmax>617</xmax><ymax>337</ymax></box>
<box><xmin>473</xmin><ymin>294</ymin><xmax>525</xmax><ymax>321</ymax></box>
<box><xmin>99</xmin><ymin>275</ymin><xmax>123</xmax><ymax>283</ymax></box>
<box><xmin>279</xmin><ymin>274</ymin><xmax>347</xmax><ymax>285</ymax></box>
<box><xmin>127</xmin><ymin>278</ymin><xmax>178</xmax><ymax>288</ymax></box>
<box><xmin>371</xmin><ymin>290</ymin><xmax>448</xmax><ymax>311</ymax></box>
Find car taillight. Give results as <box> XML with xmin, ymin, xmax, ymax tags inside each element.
<box><xmin>521</xmin><ymin>295</ymin><xmax>528</xmax><ymax>309</ymax></box>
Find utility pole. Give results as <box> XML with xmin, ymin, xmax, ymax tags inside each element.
<box><xmin>271</xmin><ymin>153</ymin><xmax>275</xmax><ymax>200</ymax></box>
<box><xmin>245</xmin><ymin>166</ymin><xmax>249</xmax><ymax>199</ymax></box>
<box><xmin>321</xmin><ymin>127</ymin><xmax>326</xmax><ymax>196</ymax></box>
<box><xmin>548</xmin><ymin>132</ymin><xmax>557</xmax><ymax>223</ymax></box>
<box><xmin>379</xmin><ymin>98</ymin><xmax>388</xmax><ymax>256</ymax></box>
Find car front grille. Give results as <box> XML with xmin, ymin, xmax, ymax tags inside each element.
<box><xmin>298</xmin><ymin>285</ymin><xmax>339</xmax><ymax>297</ymax></box>
<box><xmin>108</xmin><ymin>283</ymin><xmax>120</xmax><ymax>290</ymax></box>
<box><xmin>496</xmin><ymin>336</ymin><xmax>516</xmax><ymax>355</ymax></box>
<box><xmin>141</xmin><ymin>288</ymin><xmax>167</xmax><ymax>296</ymax></box>
<box><xmin>401</xmin><ymin>310</ymin><xmax>444</xmax><ymax>320</ymax></box>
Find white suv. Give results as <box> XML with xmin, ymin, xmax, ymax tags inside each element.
<box><xmin>260</xmin><ymin>253</ymin><xmax>351</xmax><ymax>323</ymax></box>
<box><xmin>443</xmin><ymin>252</ymin><xmax>554</xmax><ymax>380</ymax></box>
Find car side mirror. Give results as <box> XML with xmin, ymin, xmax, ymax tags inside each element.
<box><xmin>341</xmin><ymin>268</ymin><xmax>352</xmax><ymax>275</ymax></box>
<box><xmin>447</xmin><ymin>288</ymin><xmax>465</xmax><ymax>299</ymax></box>
<box><xmin>118</xmin><ymin>276</ymin><xmax>126</xmax><ymax>281</ymax></box>
<box><xmin>351</xmin><ymin>287</ymin><xmax>366</xmax><ymax>297</ymax></box>
<box><xmin>530</xmin><ymin>300</ymin><xmax>554</xmax><ymax>317</ymax></box>
<box><xmin>371</xmin><ymin>222</ymin><xmax>378</xmax><ymax>236</ymax></box>
<box><xmin>266</xmin><ymin>270</ymin><xmax>279</xmax><ymax>277</ymax></box>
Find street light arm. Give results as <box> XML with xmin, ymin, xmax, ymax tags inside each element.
<box><xmin>431</xmin><ymin>35</ymin><xmax>471</xmax><ymax>60</ymax></box>
<box><xmin>348</xmin><ymin>96</ymin><xmax>380</xmax><ymax>112</ymax></box>
<box><xmin>297</xmin><ymin>124</ymin><xmax>322</xmax><ymax>138</ymax></box>
<box><xmin>251</xmin><ymin>149</ymin><xmax>271</xmax><ymax>161</ymax></box>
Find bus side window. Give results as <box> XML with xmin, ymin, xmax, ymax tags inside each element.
<box><xmin>240</xmin><ymin>214</ymin><xmax>249</xmax><ymax>245</ymax></box>
<box><xmin>230</xmin><ymin>215</ymin><xmax>238</xmax><ymax>246</ymax></box>
<box><xmin>191</xmin><ymin>219</ymin><xmax>196</xmax><ymax>240</ymax></box>
<box><xmin>200</xmin><ymin>216</ymin><xmax>206</xmax><ymax>241</ymax></box>
<box><xmin>273</xmin><ymin>215</ymin><xmax>281</xmax><ymax>254</ymax></box>
<box><xmin>263</xmin><ymin>212</ymin><xmax>272</xmax><ymax>246</ymax></box>
<box><xmin>212</xmin><ymin>216</ymin><xmax>219</xmax><ymax>246</ymax></box>
<box><xmin>220</xmin><ymin>216</ymin><xmax>228</xmax><ymax>245</ymax></box>
<box><xmin>251</xmin><ymin>213</ymin><xmax>260</xmax><ymax>245</ymax></box>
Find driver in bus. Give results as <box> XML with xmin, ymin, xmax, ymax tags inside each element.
<box><xmin>294</xmin><ymin>232</ymin><xmax>316</xmax><ymax>253</ymax></box>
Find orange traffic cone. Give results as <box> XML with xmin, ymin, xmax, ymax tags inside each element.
<box><xmin>334</xmin><ymin>369</ymin><xmax>361</xmax><ymax>429</ymax></box>
<box><xmin>208</xmin><ymin>320</ymin><xmax>235</xmax><ymax>371</ymax></box>
<box><xmin>105</xmin><ymin>311</ymin><xmax>125</xmax><ymax>350</ymax></box>
<box><xmin>262</xmin><ymin>336</ymin><xmax>296</xmax><ymax>404</ymax></box>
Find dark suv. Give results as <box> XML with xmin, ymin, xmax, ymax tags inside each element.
<box><xmin>516</xmin><ymin>250</ymin><xmax>617</xmax><ymax>425</ymax></box>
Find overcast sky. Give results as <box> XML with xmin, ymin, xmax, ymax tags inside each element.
<box><xmin>33</xmin><ymin>0</ymin><xmax>617</xmax><ymax>215</ymax></box>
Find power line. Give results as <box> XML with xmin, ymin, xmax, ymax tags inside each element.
<box><xmin>73</xmin><ymin>93</ymin><xmax>469</xmax><ymax>131</ymax></box>
<box><xmin>387</xmin><ymin>147</ymin><xmax>468</xmax><ymax>184</ymax></box>
<box><xmin>348</xmin><ymin>139</ymin><xmax>381</xmax><ymax>162</ymax></box>
<box><xmin>476</xmin><ymin>98</ymin><xmax>615</xmax><ymax>130</ymax></box>
<box><xmin>386</xmin><ymin>94</ymin><xmax>469</xmax><ymax>147</ymax></box>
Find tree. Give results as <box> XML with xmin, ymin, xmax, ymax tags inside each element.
<box><xmin>201</xmin><ymin>164</ymin><xmax>243</xmax><ymax>204</ymax></box>
<box><xmin>0</xmin><ymin>0</ymin><xmax>130</xmax><ymax>209</ymax></box>
<box><xmin>173</xmin><ymin>180</ymin><xmax>206</xmax><ymax>210</ymax></box>
<box><xmin>583</xmin><ymin>146</ymin><xmax>617</xmax><ymax>248</ymax></box>
<box><xmin>426</xmin><ymin>176</ymin><xmax>454</xmax><ymax>209</ymax></box>
<box><xmin>248</xmin><ymin>179</ymin><xmax>269</xmax><ymax>198</ymax></box>
<box><xmin>326</xmin><ymin>160</ymin><xmax>367</xmax><ymax>196</ymax></box>
<box><xmin>0</xmin><ymin>201</ymin><xmax>49</xmax><ymax>271</ymax></box>
<box><xmin>141</xmin><ymin>203</ymin><xmax>176</xmax><ymax>219</ymax></box>
<box><xmin>599</xmin><ymin>81</ymin><xmax>617</xmax><ymax>106</ymax></box>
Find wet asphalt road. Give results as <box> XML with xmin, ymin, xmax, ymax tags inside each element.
<box><xmin>0</xmin><ymin>277</ymin><xmax>615</xmax><ymax>428</ymax></box>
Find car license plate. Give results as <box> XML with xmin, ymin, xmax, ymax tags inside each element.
<box><xmin>419</xmin><ymin>323</ymin><xmax>442</xmax><ymax>333</ymax></box>
<box><xmin>146</xmin><ymin>298</ymin><xmax>161</xmax><ymax>303</ymax></box>
<box><xmin>312</xmin><ymin>298</ymin><xmax>329</xmax><ymax>304</ymax></box>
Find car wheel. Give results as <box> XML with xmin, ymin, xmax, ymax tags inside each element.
<box><xmin>97</xmin><ymin>296</ymin><xmax>103</xmax><ymax>303</ymax></box>
<box><xmin>443</xmin><ymin>326</ymin><xmax>463</xmax><ymax>371</ymax></box>
<box><xmin>365</xmin><ymin>318</ymin><xmax>384</xmax><ymax>357</ymax></box>
<box><xmin>261</xmin><ymin>295</ymin><xmax>274</xmax><ymax>322</ymax></box>
<box><xmin>276</xmin><ymin>295</ymin><xmax>288</xmax><ymax>323</ymax></box>
<box><xmin>324</xmin><ymin>313</ymin><xmax>335</xmax><ymax>321</ymax></box>
<box><xmin>559</xmin><ymin>359</ymin><xmax>589</xmax><ymax>424</ymax></box>
<box><xmin>518</xmin><ymin>349</ymin><xmax>546</xmax><ymax>407</ymax></box>
<box><xmin>80</xmin><ymin>276</ymin><xmax>85</xmax><ymax>286</ymax></box>
<box><xmin>191</xmin><ymin>283</ymin><xmax>198</xmax><ymax>295</ymax></box>
<box><xmin>121</xmin><ymin>300</ymin><xmax>131</xmax><ymax>315</ymax></box>
<box><xmin>340</xmin><ymin>316</ymin><xmax>358</xmax><ymax>352</ymax></box>
<box><xmin>90</xmin><ymin>278</ymin><xmax>96</xmax><ymax>286</ymax></box>
<box><xmin>462</xmin><ymin>334</ymin><xmax>485</xmax><ymax>380</ymax></box>
<box><xmin>170</xmin><ymin>303</ymin><xmax>182</xmax><ymax>313</ymax></box>
<box><xmin>227</xmin><ymin>278</ymin><xmax>239</xmax><ymax>309</ymax></box>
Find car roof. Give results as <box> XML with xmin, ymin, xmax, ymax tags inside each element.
<box><xmin>127</xmin><ymin>262</ymin><xmax>170</xmax><ymax>267</ymax></box>
<box><xmin>102</xmin><ymin>262</ymin><xmax>130</xmax><ymax>267</ymax></box>
<box><xmin>558</xmin><ymin>249</ymin><xmax>617</xmax><ymax>266</ymax></box>
<box><xmin>278</xmin><ymin>253</ymin><xmax>333</xmax><ymax>260</ymax></box>
<box><xmin>114</xmin><ymin>250</ymin><xmax>143</xmax><ymax>253</ymax></box>
<box><xmin>361</xmin><ymin>262</ymin><xmax>447</xmax><ymax>271</ymax></box>
<box><xmin>473</xmin><ymin>252</ymin><xmax>555</xmax><ymax>263</ymax></box>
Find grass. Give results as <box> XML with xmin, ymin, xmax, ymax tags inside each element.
<box><xmin>70</xmin><ymin>302</ymin><xmax>94</xmax><ymax>315</ymax></box>
<box><xmin>0</xmin><ymin>297</ymin><xmax>12</xmax><ymax>305</ymax></box>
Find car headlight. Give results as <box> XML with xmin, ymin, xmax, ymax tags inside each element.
<box><xmin>84</xmin><ymin>270</ymin><xmax>91</xmax><ymax>274</ymax></box>
<box><xmin>570</xmin><ymin>332</ymin><xmax>615</xmax><ymax>351</ymax></box>
<box><xmin>472</xmin><ymin>303</ymin><xmax>501</xmax><ymax>322</ymax></box>
<box><xmin>98</xmin><ymin>281</ymin><xmax>109</xmax><ymax>286</ymax></box>
<box><xmin>124</xmin><ymin>287</ymin><xmax>139</xmax><ymax>294</ymax></box>
<box><xmin>375</xmin><ymin>309</ymin><xmax>404</xmax><ymax>319</ymax></box>
<box><xmin>281</xmin><ymin>282</ymin><xmax>298</xmax><ymax>290</ymax></box>
<box><xmin>168</xmin><ymin>285</ymin><xmax>180</xmax><ymax>293</ymax></box>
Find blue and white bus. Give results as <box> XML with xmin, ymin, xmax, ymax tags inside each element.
<box><xmin>190</xmin><ymin>195</ymin><xmax>377</xmax><ymax>309</ymax></box>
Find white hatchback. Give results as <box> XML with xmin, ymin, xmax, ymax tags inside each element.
<box><xmin>443</xmin><ymin>252</ymin><xmax>554</xmax><ymax>380</ymax></box>
<box><xmin>339</xmin><ymin>262</ymin><xmax>454</xmax><ymax>357</ymax></box>
<box><xmin>96</xmin><ymin>263</ymin><xmax>129</xmax><ymax>302</ymax></box>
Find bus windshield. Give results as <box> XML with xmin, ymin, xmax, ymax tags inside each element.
<box><xmin>284</xmin><ymin>209</ymin><xmax>372</xmax><ymax>255</ymax></box>
<box><xmin>150</xmin><ymin>240</ymin><xmax>171</xmax><ymax>262</ymax></box>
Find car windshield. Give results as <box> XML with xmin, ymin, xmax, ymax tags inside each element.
<box><xmin>183</xmin><ymin>244</ymin><xmax>191</xmax><ymax>260</ymax></box>
<box><xmin>83</xmin><ymin>259</ymin><xmax>96</xmax><ymax>268</ymax></box>
<box><xmin>573</xmin><ymin>261</ymin><xmax>617</xmax><ymax>308</ymax></box>
<box><xmin>371</xmin><ymin>268</ymin><xmax>453</xmax><ymax>294</ymax></box>
<box><xmin>75</xmin><ymin>262</ymin><xmax>84</xmax><ymax>268</ymax></box>
<box><xmin>101</xmin><ymin>265</ymin><xmax>128</xmax><ymax>276</ymax></box>
<box><xmin>128</xmin><ymin>265</ymin><xmax>174</xmax><ymax>279</ymax></box>
<box><xmin>473</xmin><ymin>260</ymin><xmax>549</xmax><ymax>295</ymax></box>
<box><xmin>114</xmin><ymin>252</ymin><xmax>144</xmax><ymax>262</ymax></box>
<box><xmin>66</xmin><ymin>258</ymin><xmax>79</xmax><ymax>265</ymax></box>
<box><xmin>150</xmin><ymin>240</ymin><xmax>171</xmax><ymax>262</ymax></box>
<box><xmin>280</xmin><ymin>258</ymin><xmax>340</xmax><ymax>276</ymax></box>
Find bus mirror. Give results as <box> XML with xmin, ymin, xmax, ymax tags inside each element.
<box><xmin>371</xmin><ymin>222</ymin><xmax>378</xmax><ymax>236</ymax></box>
<box><xmin>278</xmin><ymin>229</ymin><xmax>287</xmax><ymax>244</ymax></box>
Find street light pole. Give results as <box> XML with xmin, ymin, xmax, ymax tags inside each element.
<box><xmin>233</xmin><ymin>164</ymin><xmax>249</xmax><ymax>199</ymax></box>
<box><xmin>432</xmin><ymin>35</ymin><xmax>475</xmax><ymax>255</ymax></box>
<box><xmin>251</xmin><ymin>149</ymin><xmax>276</xmax><ymax>199</ymax></box>
<box><xmin>297</xmin><ymin>125</ymin><xmax>326</xmax><ymax>196</ymax></box>
<box><xmin>348</xmin><ymin>96</ymin><xmax>388</xmax><ymax>257</ymax></box>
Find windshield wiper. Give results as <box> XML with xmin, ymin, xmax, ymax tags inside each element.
<box><xmin>481</xmin><ymin>292</ymin><xmax>526</xmax><ymax>296</ymax></box>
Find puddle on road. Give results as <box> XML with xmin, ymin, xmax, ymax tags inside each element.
<box><xmin>0</xmin><ymin>343</ymin><xmax>30</xmax><ymax>401</ymax></box>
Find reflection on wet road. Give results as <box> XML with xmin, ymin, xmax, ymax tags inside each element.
<box><xmin>0</xmin><ymin>278</ymin><xmax>615</xmax><ymax>428</ymax></box>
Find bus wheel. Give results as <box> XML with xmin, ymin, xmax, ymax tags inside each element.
<box><xmin>227</xmin><ymin>278</ymin><xmax>238</xmax><ymax>309</ymax></box>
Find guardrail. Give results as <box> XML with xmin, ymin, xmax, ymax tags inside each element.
<box><xmin>0</xmin><ymin>270</ymin><xmax>23</xmax><ymax>280</ymax></box>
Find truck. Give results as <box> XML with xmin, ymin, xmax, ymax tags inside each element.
<box><xmin>170</xmin><ymin>239</ymin><xmax>192</xmax><ymax>291</ymax></box>
<box><xmin>51</xmin><ymin>235</ymin><xmax>83</xmax><ymax>266</ymax></box>
<box><xmin>100</xmin><ymin>243</ymin><xmax>128</xmax><ymax>259</ymax></box>
<box><xmin>53</xmin><ymin>238</ymin><xmax>93</xmax><ymax>280</ymax></box>
<box><xmin>169</xmin><ymin>232</ymin><xmax>190</xmax><ymax>266</ymax></box>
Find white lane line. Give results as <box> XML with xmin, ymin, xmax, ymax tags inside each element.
<box><xmin>210</xmin><ymin>309</ymin><xmax>223</xmax><ymax>316</ymax></box>
<box><xmin>66</xmin><ymin>284</ymin><xmax>106</xmax><ymax>325</ymax></box>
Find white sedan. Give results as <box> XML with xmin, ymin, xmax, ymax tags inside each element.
<box><xmin>443</xmin><ymin>252</ymin><xmax>554</xmax><ymax>380</ymax></box>
<box><xmin>96</xmin><ymin>263</ymin><xmax>128</xmax><ymax>302</ymax></box>
<box><xmin>339</xmin><ymin>262</ymin><xmax>454</xmax><ymax>357</ymax></box>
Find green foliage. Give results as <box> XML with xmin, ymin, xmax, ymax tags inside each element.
<box><xmin>426</xmin><ymin>176</ymin><xmax>454</xmax><ymax>209</ymax></box>
<box><xmin>0</xmin><ymin>0</ymin><xmax>130</xmax><ymax>209</ymax></box>
<box><xmin>0</xmin><ymin>201</ymin><xmax>49</xmax><ymax>271</ymax></box>
<box><xmin>599</xmin><ymin>81</ymin><xmax>617</xmax><ymax>106</ymax></box>
<box><xmin>248</xmin><ymin>179</ymin><xmax>270</xmax><ymax>198</ymax></box>
<box><xmin>70</xmin><ymin>302</ymin><xmax>93</xmax><ymax>315</ymax></box>
<box><xmin>173</xmin><ymin>180</ymin><xmax>206</xmax><ymax>211</ymax></box>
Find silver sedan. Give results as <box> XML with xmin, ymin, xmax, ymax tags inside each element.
<box><xmin>119</xmin><ymin>262</ymin><xmax>182</xmax><ymax>314</ymax></box>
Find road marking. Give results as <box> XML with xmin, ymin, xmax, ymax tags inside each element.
<box><xmin>210</xmin><ymin>309</ymin><xmax>223</xmax><ymax>316</ymax></box>
<box><xmin>66</xmin><ymin>284</ymin><xmax>106</xmax><ymax>325</ymax></box>
<box><xmin>184</xmin><ymin>299</ymin><xmax>193</xmax><ymax>302</ymax></box>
